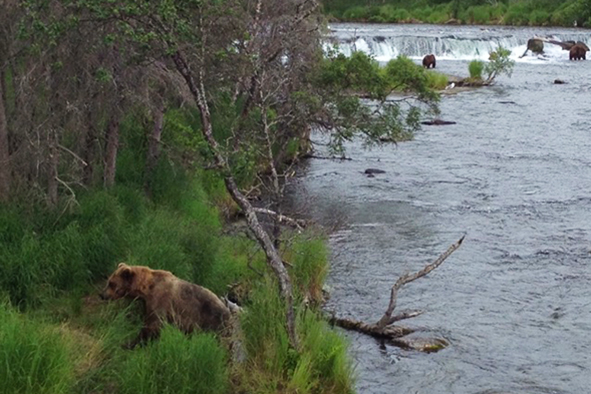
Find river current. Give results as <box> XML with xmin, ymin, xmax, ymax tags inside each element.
<box><xmin>295</xmin><ymin>24</ymin><xmax>591</xmax><ymax>393</ymax></box>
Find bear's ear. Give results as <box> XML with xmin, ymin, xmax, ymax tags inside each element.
<box><xmin>120</xmin><ymin>267</ymin><xmax>135</xmax><ymax>282</ymax></box>
<box><xmin>118</xmin><ymin>262</ymin><xmax>128</xmax><ymax>269</ymax></box>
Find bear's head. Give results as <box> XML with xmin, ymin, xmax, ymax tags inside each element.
<box><xmin>100</xmin><ymin>263</ymin><xmax>136</xmax><ymax>300</ymax></box>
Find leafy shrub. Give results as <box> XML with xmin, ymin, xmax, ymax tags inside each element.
<box><xmin>392</xmin><ymin>7</ymin><xmax>411</xmax><ymax>21</ymax></box>
<box><xmin>485</xmin><ymin>46</ymin><xmax>515</xmax><ymax>82</ymax></box>
<box><xmin>503</xmin><ymin>3</ymin><xmax>532</xmax><ymax>25</ymax></box>
<box><xmin>117</xmin><ymin>327</ymin><xmax>228</xmax><ymax>394</ymax></box>
<box><xmin>0</xmin><ymin>303</ymin><xmax>74</xmax><ymax>394</ymax></box>
<box><xmin>319</xmin><ymin>52</ymin><xmax>388</xmax><ymax>99</ymax></box>
<box><xmin>378</xmin><ymin>5</ymin><xmax>411</xmax><ymax>22</ymax></box>
<box><xmin>468</xmin><ymin>60</ymin><xmax>484</xmax><ymax>79</ymax></box>
<box><xmin>342</xmin><ymin>6</ymin><xmax>371</xmax><ymax>21</ymax></box>
<box><xmin>383</xmin><ymin>56</ymin><xmax>429</xmax><ymax>92</ymax></box>
<box><xmin>427</xmin><ymin>10</ymin><xmax>449</xmax><ymax>24</ymax></box>
<box><xmin>489</xmin><ymin>3</ymin><xmax>508</xmax><ymax>22</ymax></box>
<box><xmin>529</xmin><ymin>10</ymin><xmax>550</xmax><ymax>25</ymax></box>
<box><xmin>411</xmin><ymin>6</ymin><xmax>433</xmax><ymax>21</ymax></box>
<box><xmin>465</xmin><ymin>5</ymin><xmax>491</xmax><ymax>24</ymax></box>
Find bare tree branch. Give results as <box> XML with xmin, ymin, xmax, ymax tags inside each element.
<box><xmin>376</xmin><ymin>235</ymin><xmax>465</xmax><ymax>330</ymax></box>
<box><xmin>253</xmin><ymin>208</ymin><xmax>307</xmax><ymax>231</ymax></box>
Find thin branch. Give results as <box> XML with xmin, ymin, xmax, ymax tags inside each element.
<box><xmin>387</xmin><ymin>310</ymin><xmax>424</xmax><ymax>324</ymax></box>
<box><xmin>253</xmin><ymin>207</ymin><xmax>307</xmax><ymax>231</ymax></box>
<box><xmin>375</xmin><ymin>235</ymin><xmax>465</xmax><ymax>330</ymax></box>
<box><xmin>58</xmin><ymin>144</ymin><xmax>88</xmax><ymax>166</ymax></box>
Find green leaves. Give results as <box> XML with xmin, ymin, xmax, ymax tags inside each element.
<box><xmin>485</xmin><ymin>46</ymin><xmax>515</xmax><ymax>83</ymax></box>
<box><xmin>313</xmin><ymin>51</ymin><xmax>441</xmax><ymax>154</ymax></box>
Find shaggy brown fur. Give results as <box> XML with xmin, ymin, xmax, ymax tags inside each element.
<box><xmin>100</xmin><ymin>263</ymin><xmax>231</xmax><ymax>349</ymax></box>
<box><xmin>570</xmin><ymin>44</ymin><xmax>587</xmax><ymax>61</ymax></box>
<box><xmin>422</xmin><ymin>54</ymin><xmax>436</xmax><ymax>69</ymax></box>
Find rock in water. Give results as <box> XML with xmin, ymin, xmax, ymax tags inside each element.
<box><xmin>527</xmin><ymin>38</ymin><xmax>544</xmax><ymax>54</ymax></box>
<box><xmin>421</xmin><ymin>119</ymin><xmax>457</xmax><ymax>126</ymax></box>
<box><xmin>365</xmin><ymin>168</ymin><xmax>386</xmax><ymax>175</ymax></box>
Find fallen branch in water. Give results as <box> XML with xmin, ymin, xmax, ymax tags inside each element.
<box><xmin>330</xmin><ymin>235</ymin><xmax>465</xmax><ymax>352</ymax></box>
<box><xmin>252</xmin><ymin>208</ymin><xmax>308</xmax><ymax>231</ymax></box>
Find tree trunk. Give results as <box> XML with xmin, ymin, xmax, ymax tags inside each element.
<box><xmin>0</xmin><ymin>72</ymin><xmax>10</xmax><ymax>202</ymax></box>
<box><xmin>82</xmin><ymin>122</ymin><xmax>96</xmax><ymax>186</ymax></box>
<box><xmin>104</xmin><ymin>45</ymin><xmax>123</xmax><ymax>189</ymax></box>
<box><xmin>47</xmin><ymin>130</ymin><xmax>59</xmax><ymax>208</ymax></box>
<box><xmin>103</xmin><ymin>115</ymin><xmax>119</xmax><ymax>188</ymax></box>
<box><xmin>171</xmin><ymin>50</ymin><xmax>299</xmax><ymax>349</ymax></box>
<box><xmin>145</xmin><ymin>104</ymin><xmax>165</xmax><ymax>193</ymax></box>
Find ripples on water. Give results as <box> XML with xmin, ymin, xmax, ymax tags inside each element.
<box><xmin>296</xmin><ymin>24</ymin><xmax>591</xmax><ymax>394</ymax></box>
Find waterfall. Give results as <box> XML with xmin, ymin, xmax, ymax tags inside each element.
<box><xmin>326</xmin><ymin>24</ymin><xmax>591</xmax><ymax>63</ymax></box>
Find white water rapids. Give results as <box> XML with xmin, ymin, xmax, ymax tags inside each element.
<box><xmin>326</xmin><ymin>23</ymin><xmax>591</xmax><ymax>63</ymax></box>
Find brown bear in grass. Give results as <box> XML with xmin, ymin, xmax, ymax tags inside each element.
<box><xmin>100</xmin><ymin>263</ymin><xmax>231</xmax><ymax>349</ymax></box>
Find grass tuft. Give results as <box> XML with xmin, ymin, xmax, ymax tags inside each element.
<box><xmin>117</xmin><ymin>326</ymin><xmax>229</xmax><ymax>394</ymax></box>
<box><xmin>0</xmin><ymin>302</ymin><xmax>75</xmax><ymax>394</ymax></box>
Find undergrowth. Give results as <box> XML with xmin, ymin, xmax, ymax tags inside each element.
<box><xmin>323</xmin><ymin>0</ymin><xmax>591</xmax><ymax>27</ymax></box>
<box><xmin>0</xmin><ymin>109</ymin><xmax>354</xmax><ymax>393</ymax></box>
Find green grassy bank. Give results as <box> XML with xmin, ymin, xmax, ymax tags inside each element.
<box><xmin>0</xmin><ymin>111</ymin><xmax>354</xmax><ymax>393</ymax></box>
<box><xmin>322</xmin><ymin>0</ymin><xmax>591</xmax><ymax>27</ymax></box>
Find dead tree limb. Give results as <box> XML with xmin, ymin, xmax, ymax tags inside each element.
<box><xmin>376</xmin><ymin>235</ymin><xmax>465</xmax><ymax>330</ymax></box>
<box><xmin>331</xmin><ymin>235</ymin><xmax>465</xmax><ymax>351</ymax></box>
<box><xmin>253</xmin><ymin>207</ymin><xmax>308</xmax><ymax>230</ymax></box>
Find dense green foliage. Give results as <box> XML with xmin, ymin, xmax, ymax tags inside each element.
<box><xmin>239</xmin><ymin>277</ymin><xmax>354</xmax><ymax>393</ymax></box>
<box><xmin>0</xmin><ymin>303</ymin><xmax>75</xmax><ymax>394</ymax></box>
<box><xmin>117</xmin><ymin>328</ymin><xmax>228</xmax><ymax>394</ymax></box>
<box><xmin>0</xmin><ymin>0</ymin><xmax>452</xmax><ymax>391</ymax></box>
<box><xmin>484</xmin><ymin>46</ymin><xmax>515</xmax><ymax>82</ymax></box>
<box><xmin>0</xmin><ymin>109</ymin><xmax>354</xmax><ymax>392</ymax></box>
<box><xmin>322</xmin><ymin>0</ymin><xmax>591</xmax><ymax>27</ymax></box>
<box><xmin>316</xmin><ymin>51</ymin><xmax>444</xmax><ymax>153</ymax></box>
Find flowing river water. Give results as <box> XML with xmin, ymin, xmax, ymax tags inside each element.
<box><xmin>294</xmin><ymin>24</ymin><xmax>591</xmax><ymax>393</ymax></box>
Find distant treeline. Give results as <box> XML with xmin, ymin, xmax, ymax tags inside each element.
<box><xmin>321</xmin><ymin>0</ymin><xmax>591</xmax><ymax>27</ymax></box>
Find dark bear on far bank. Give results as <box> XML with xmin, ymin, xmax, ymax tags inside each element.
<box><xmin>423</xmin><ymin>54</ymin><xmax>436</xmax><ymax>68</ymax></box>
<box><xmin>100</xmin><ymin>263</ymin><xmax>231</xmax><ymax>349</ymax></box>
<box><xmin>569</xmin><ymin>44</ymin><xmax>587</xmax><ymax>61</ymax></box>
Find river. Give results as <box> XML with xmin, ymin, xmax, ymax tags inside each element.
<box><xmin>295</xmin><ymin>24</ymin><xmax>591</xmax><ymax>393</ymax></box>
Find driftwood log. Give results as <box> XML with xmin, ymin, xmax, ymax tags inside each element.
<box><xmin>330</xmin><ymin>235</ymin><xmax>465</xmax><ymax>352</ymax></box>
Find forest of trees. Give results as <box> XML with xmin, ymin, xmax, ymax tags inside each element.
<box><xmin>321</xmin><ymin>0</ymin><xmax>591</xmax><ymax>27</ymax></box>
<box><xmin>0</xmin><ymin>0</ymin><xmax>444</xmax><ymax>392</ymax></box>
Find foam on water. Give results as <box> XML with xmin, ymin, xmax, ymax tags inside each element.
<box><xmin>326</xmin><ymin>24</ymin><xmax>591</xmax><ymax>65</ymax></box>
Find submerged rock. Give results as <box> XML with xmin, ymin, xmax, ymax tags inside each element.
<box><xmin>392</xmin><ymin>336</ymin><xmax>450</xmax><ymax>353</ymax></box>
<box><xmin>554</xmin><ymin>79</ymin><xmax>566</xmax><ymax>84</ymax></box>
<box><xmin>527</xmin><ymin>38</ymin><xmax>544</xmax><ymax>54</ymax></box>
<box><xmin>421</xmin><ymin>119</ymin><xmax>457</xmax><ymax>126</ymax></box>
<box><xmin>364</xmin><ymin>168</ymin><xmax>386</xmax><ymax>175</ymax></box>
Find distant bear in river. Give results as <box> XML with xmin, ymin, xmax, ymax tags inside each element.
<box><xmin>423</xmin><ymin>54</ymin><xmax>436</xmax><ymax>68</ymax></box>
<box><xmin>100</xmin><ymin>263</ymin><xmax>231</xmax><ymax>349</ymax></box>
<box><xmin>569</xmin><ymin>44</ymin><xmax>587</xmax><ymax>61</ymax></box>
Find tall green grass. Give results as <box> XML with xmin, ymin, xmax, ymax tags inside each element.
<box><xmin>0</xmin><ymin>303</ymin><xmax>75</xmax><ymax>394</ymax></box>
<box><xmin>239</xmin><ymin>276</ymin><xmax>354</xmax><ymax>393</ymax></box>
<box><xmin>425</xmin><ymin>70</ymin><xmax>449</xmax><ymax>90</ymax></box>
<box><xmin>117</xmin><ymin>327</ymin><xmax>229</xmax><ymax>394</ymax></box>
<box><xmin>286</xmin><ymin>235</ymin><xmax>329</xmax><ymax>304</ymax></box>
<box><xmin>469</xmin><ymin>60</ymin><xmax>484</xmax><ymax>79</ymax></box>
